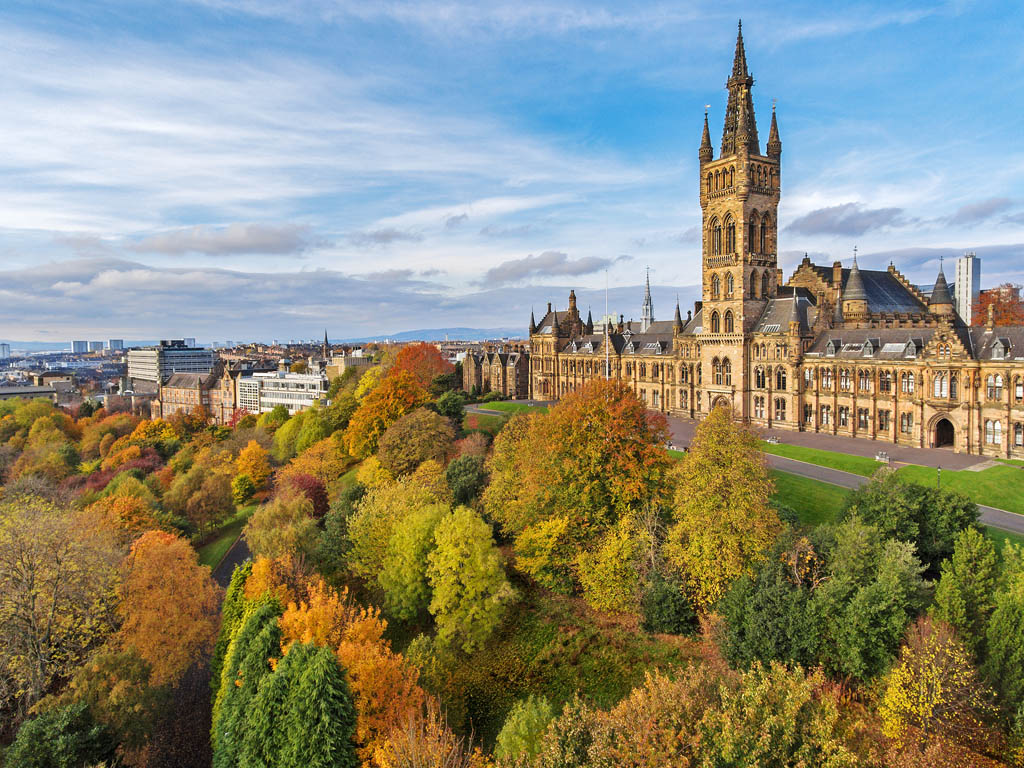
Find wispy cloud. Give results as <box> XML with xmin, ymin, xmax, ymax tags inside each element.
<box><xmin>482</xmin><ymin>250</ymin><xmax>629</xmax><ymax>285</ymax></box>
<box><xmin>786</xmin><ymin>202</ymin><xmax>910</xmax><ymax>236</ymax></box>
<box><xmin>130</xmin><ymin>223</ymin><xmax>313</xmax><ymax>255</ymax></box>
<box><xmin>946</xmin><ymin>196</ymin><xmax>1013</xmax><ymax>226</ymax></box>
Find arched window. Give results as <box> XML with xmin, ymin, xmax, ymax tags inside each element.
<box><xmin>729</xmin><ymin>167</ymin><xmax>735</xmax><ymax>186</ymax></box>
<box><xmin>755</xmin><ymin>367</ymin><xmax>765</xmax><ymax>388</ymax></box>
<box><xmin>760</xmin><ymin>217</ymin><xmax>768</xmax><ymax>253</ymax></box>
<box><xmin>761</xmin><ymin>271</ymin><xmax>770</xmax><ymax>298</ymax></box>
<box><xmin>774</xmin><ymin>397</ymin><xmax>786</xmax><ymax>421</ymax></box>
<box><xmin>724</xmin><ymin>310</ymin><xmax>734</xmax><ymax>333</ymax></box>
<box><xmin>711</xmin><ymin>274</ymin><xmax>721</xmax><ymax>299</ymax></box>
<box><xmin>1016</xmin><ymin>422</ymin><xmax>1024</xmax><ymax>447</ymax></box>
<box><xmin>712</xmin><ymin>357</ymin><xmax>722</xmax><ymax>385</ymax></box>
<box><xmin>996</xmin><ymin>375</ymin><xmax>1004</xmax><ymax>399</ymax></box>
<box><xmin>712</xmin><ymin>221</ymin><xmax>722</xmax><ymax>255</ymax></box>
<box><xmin>840</xmin><ymin>368</ymin><xmax>851</xmax><ymax>390</ymax></box>
<box><xmin>776</xmin><ymin>367</ymin><xmax>787</xmax><ymax>390</ymax></box>
<box><xmin>711</xmin><ymin>311</ymin><xmax>720</xmax><ymax>333</ymax></box>
<box><xmin>706</xmin><ymin>173</ymin><xmax>712</xmax><ymax>194</ymax></box>
<box><xmin>723</xmin><ymin>357</ymin><xmax>732</xmax><ymax>385</ymax></box>
<box><xmin>639</xmin><ymin>363</ymin><xmax>647</xmax><ymax>377</ymax></box>
<box><xmin>823</xmin><ymin>368</ymin><xmax>834</xmax><ymax>389</ymax></box>
<box><xmin>951</xmin><ymin>375</ymin><xmax>958</xmax><ymax>400</ymax></box>
<box><xmin>726</xmin><ymin>273</ymin><xmax>734</xmax><ymax>297</ymax></box>
<box><xmin>725</xmin><ymin>217</ymin><xmax>736</xmax><ymax>253</ymax></box>
<box><xmin>652</xmin><ymin>363</ymin><xmax>659</xmax><ymax>378</ymax></box>
<box><xmin>880</xmin><ymin>370</ymin><xmax>892</xmax><ymax>392</ymax></box>
<box><xmin>750</xmin><ymin>269</ymin><xmax>759</xmax><ymax>298</ymax></box>
<box><xmin>748</xmin><ymin>221</ymin><xmax>756</xmax><ymax>251</ymax></box>
<box><xmin>714</xmin><ymin>171</ymin><xmax>720</xmax><ymax>190</ymax></box>
<box><xmin>680</xmin><ymin>364</ymin><xmax>688</xmax><ymax>383</ymax></box>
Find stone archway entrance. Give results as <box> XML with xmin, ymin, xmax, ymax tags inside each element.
<box><xmin>934</xmin><ymin>418</ymin><xmax>955</xmax><ymax>448</ymax></box>
<box><xmin>711</xmin><ymin>395</ymin><xmax>731</xmax><ymax>412</ymax></box>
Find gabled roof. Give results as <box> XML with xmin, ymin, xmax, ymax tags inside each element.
<box><xmin>809</xmin><ymin>265</ymin><xmax>926</xmax><ymax>314</ymax></box>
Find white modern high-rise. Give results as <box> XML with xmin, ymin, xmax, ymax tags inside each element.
<box><xmin>955</xmin><ymin>252</ymin><xmax>981</xmax><ymax>324</ymax></box>
<box><xmin>108</xmin><ymin>339</ymin><xmax>124</xmax><ymax>351</ymax></box>
<box><xmin>0</xmin><ymin>343</ymin><xmax>10</xmax><ymax>359</ymax></box>
<box><xmin>71</xmin><ymin>340</ymin><xmax>88</xmax><ymax>354</ymax></box>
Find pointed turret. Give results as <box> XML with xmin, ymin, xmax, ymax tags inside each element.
<box><xmin>673</xmin><ymin>297</ymin><xmax>684</xmax><ymax>333</ymax></box>
<box><xmin>585</xmin><ymin>309</ymin><xmax>594</xmax><ymax>335</ymax></box>
<box><xmin>833</xmin><ymin>283</ymin><xmax>844</xmax><ymax>325</ymax></box>
<box><xmin>842</xmin><ymin>251</ymin><xmax>869</xmax><ymax>323</ymax></box>
<box><xmin>641</xmin><ymin>267</ymin><xmax>654</xmax><ymax>332</ymax></box>
<box><xmin>721</xmin><ymin>20</ymin><xmax>760</xmax><ymax>157</ymax></box>
<box><xmin>929</xmin><ymin>265</ymin><xmax>955</xmax><ymax>318</ymax></box>
<box><xmin>699</xmin><ymin>111</ymin><xmax>713</xmax><ymax>164</ymax></box>
<box><xmin>844</xmin><ymin>254</ymin><xmax>867</xmax><ymax>301</ymax></box>
<box><xmin>322</xmin><ymin>329</ymin><xmax>329</xmax><ymax>359</ymax></box>
<box><xmin>529</xmin><ymin>308</ymin><xmax>537</xmax><ymax>335</ymax></box>
<box><xmin>767</xmin><ymin>103</ymin><xmax>781</xmax><ymax>159</ymax></box>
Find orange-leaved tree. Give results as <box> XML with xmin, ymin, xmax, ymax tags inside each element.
<box><xmin>279</xmin><ymin>578</ymin><xmax>425</xmax><ymax>761</ymax></box>
<box><xmin>118</xmin><ymin>531</ymin><xmax>222</xmax><ymax>687</ymax></box>
<box><xmin>391</xmin><ymin>342</ymin><xmax>454</xmax><ymax>389</ymax></box>
<box><xmin>972</xmin><ymin>283</ymin><xmax>1024</xmax><ymax>326</ymax></box>
<box><xmin>344</xmin><ymin>369</ymin><xmax>428</xmax><ymax>459</ymax></box>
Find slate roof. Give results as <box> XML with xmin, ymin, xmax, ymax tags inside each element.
<box><xmin>753</xmin><ymin>287</ymin><xmax>816</xmax><ymax>335</ymax></box>
<box><xmin>968</xmin><ymin>327</ymin><xmax>1024</xmax><ymax>360</ymax></box>
<box><xmin>806</xmin><ymin>329</ymin><xmax>935</xmax><ymax>360</ymax></box>
<box><xmin>811</xmin><ymin>265</ymin><xmax>926</xmax><ymax>314</ymax></box>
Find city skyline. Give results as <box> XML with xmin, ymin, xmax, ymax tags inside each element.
<box><xmin>1</xmin><ymin>0</ymin><xmax>1023</xmax><ymax>339</ymax></box>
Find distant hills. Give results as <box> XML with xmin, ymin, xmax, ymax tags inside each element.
<box><xmin>338</xmin><ymin>327</ymin><xmax>524</xmax><ymax>343</ymax></box>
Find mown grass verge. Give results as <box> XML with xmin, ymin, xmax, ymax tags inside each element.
<box><xmin>197</xmin><ymin>505</ymin><xmax>255</xmax><ymax>568</ymax></box>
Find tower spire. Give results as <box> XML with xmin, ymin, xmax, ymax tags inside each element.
<box><xmin>673</xmin><ymin>294</ymin><xmax>684</xmax><ymax>332</ymax></box>
<box><xmin>767</xmin><ymin>101</ymin><xmax>781</xmax><ymax>158</ymax></box>
<box><xmin>699</xmin><ymin>108</ymin><xmax>713</xmax><ymax>164</ymax></box>
<box><xmin>641</xmin><ymin>267</ymin><xmax>654</xmax><ymax>332</ymax></box>
<box><xmin>322</xmin><ymin>329</ymin><xmax>329</xmax><ymax>359</ymax></box>
<box><xmin>721</xmin><ymin>20</ymin><xmax>760</xmax><ymax>156</ymax></box>
<box><xmin>529</xmin><ymin>307</ymin><xmax>537</xmax><ymax>335</ymax></box>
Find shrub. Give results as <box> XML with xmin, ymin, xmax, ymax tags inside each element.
<box><xmin>641</xmin><ymin>572</ymin><xmax>698</xmax><ymax>635</ymax></box>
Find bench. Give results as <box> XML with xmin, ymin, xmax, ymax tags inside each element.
<box><xmin>875</xmin><ymin>451</ymin><xmax>890</xmax><ymax>464</ymax></box>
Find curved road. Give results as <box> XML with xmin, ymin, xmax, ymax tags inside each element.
<box><xmin>766</xmin><ymin>453</ymin><xmax>1024</xmax><ymax>537</ymax></box>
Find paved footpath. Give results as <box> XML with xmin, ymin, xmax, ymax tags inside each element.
<box><xmin>663</xmin><ymin>415</ymin><xmax>1024</xmax><ymax>537</ymax></box>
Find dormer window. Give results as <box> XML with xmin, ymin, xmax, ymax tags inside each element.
<box><xmin>903</xmin><ymin>341</ymin><xmax>917</xmax><ymax>359</ymax></box>
<box><xmin>825</xmin><ymin>340</ymin><xmax>838</xmax><ymax>357</ymax></box>
<box><xmin>992</xmin><ymin>339</ymin><xmax>1009</xmax><ymax>359</ymax></box>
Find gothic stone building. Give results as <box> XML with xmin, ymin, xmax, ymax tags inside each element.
<box><xmin>463</xmin><ymin>346</ymin><xmax>530</xmax><ymax>399</ymax></box>
<box><xmin>528</xmin><ymin>24</ymin><xmax>1024</xmax><ymax>458</ymax></box>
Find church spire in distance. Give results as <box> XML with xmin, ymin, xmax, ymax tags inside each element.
<box><xmin>721</xmin><ymin>20</ymin><xmax>760</xmax><ymax>157</ymax></box>
<box><xmin>641</xmin><ymin>267</ymin><xmax>654</xmax><ymax>332</ymax></box>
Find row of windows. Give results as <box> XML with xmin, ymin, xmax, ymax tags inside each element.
<box><xmin>708</xmin><ymin>215</ymin><xmax>773</xmax><ymax>256</ymax></box>
<box><xmin>705</xmin><ymin>167</ymin><xmax>777</xmax><ymax>194</ymax></box>
<box><xmin>710</xmin><ymin>270</ymin><xmax>772</xmax><ymax>300</ymax></box>
<box><xmin>753</xmin><ymin>367</ymin><xmax>788</xmax><ymax>390</ymax></box>
<box><xmin>982</xmin><ymin>421</ymin><xmax>1024</xmax><ymax>447</ymax></box>
<box><xmin>752</xmin><ymin>396</ymin><xmax>787</xmax><ymax>420</ymax></box>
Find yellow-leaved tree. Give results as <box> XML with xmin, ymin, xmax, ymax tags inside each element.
<box><xmin>235</xmin><ymin>439</ymin><xmax>271</xmax><ymax>491</ymax></box>
<box><xmin>665</xmin><ymin>405</ymin><xmax>780</xmax><ymax>610</ymax></box>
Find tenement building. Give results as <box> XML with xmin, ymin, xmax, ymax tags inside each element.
<box><xmin>528</xmin><ymin>23</ymin><xmax>1024</xmax><ymax>458</ymax></box>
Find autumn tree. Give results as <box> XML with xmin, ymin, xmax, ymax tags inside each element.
<box><xmin>0</xmin><ymin>496</ymin><xmax>122</xmax><ymax>719</ymax></box>
<box><xmin>379</xmin><ymin>502</ymin><xmax>448</xmax><ymax>621</ymax></box>
<box><xmin>118</xmin><ymin>531</ymin><xmax>222</xmax><ymax>687</ymax></box>
<box><xmin>932</xmin><ymin>527</ymin><xmax>998</xmax><ymax>658</ymax></box>
<box><xmin>278</xmin><ymin>435</ymin><xmax>351</xmax><ymax>493</ymax></box>
<box><xmin>278</xmin><ymin>579</ymin><xmax>426</xmax><ymax>760</ymax></box>
<box><xmin>484</xmin><ymin>380</ymin><xmax>671</xmax><ymax>594</ymax></box>
<box><xmin>185</xmin><ymin>471</ymin><xmax>235</xmax><ymax>535</ymax></box>
<box><xmin>236</xmin><ymin>439</ymin><xmax>271</xmax><ymax>490</ymax></box>
<box><xmin>427</xmin><ymin>506</ymin><xmax>516</xmax><ymax>653</ymax></box>
<box><xmin>344</xmin><ymin>369</ymin><xmax>429</xmax><ymax>459</ymax></box>
<box><xmin>577</xmin><ymin>518</ymin><xmax>649</xmax><ymax>614</ymax></box>
<box><xmin>373</xmin><ymin>700</ymin><xmax>491</xmax><ymax>768</ymax></box>
<box><xmin>377</xmin><ymin>407</ymin><xmax>455</xmax><ymax>477</ymax></box>
<box><xmin>244</xmin><ymin>488</ymin><xmax>319</xmax><ymax>561</ymax></box>
<box><xmin>281</xmin><ymin>472</ymin><xmax>330</xmax><ymax>519</ymax></box>
<box><xmin>880</xmin><ymin>617</ymin><xmax>997</xmax><ymax>753</ymax></box>
<box><xmin>495</xmin><ymin>695</ymin><xmax>553</xmax><ymax>764</ymax></box>
<box><xmin>665</xmin><ymin>405</ymin><xmax>781</xmax><ymax>610</ymax></box>
<box><xmin>392</xmin><ymin>342</ymin><xmax>455</xmax><ymax>389</ymax></box>
<box><xmin>972</xmin><ymin>283</ymin><xmax>1024</xmax><ymax>326</ymax></box>
<box><xmin>346</xmin><ymin>474</ymin><xmax>447</xmax><ymax>580</ymax></box>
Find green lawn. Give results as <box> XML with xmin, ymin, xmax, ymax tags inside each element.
<box><xmin>770</xmin><ymin>470</ymin><xmax>849</xmax><ymax>526</ymax></box>
<box><xmin>477</xmin><ymin>401</ymin><xmax>549</xmax><ymax>415</ymax></box>
<box><xmin>760</xmin><ymin>442</ymin><xmax>881</xmax><ymax>477</ymax></box>
<box><xmin>896</xmin><ymin>463</ymin><xmax>1024</xmax><ymax>515</ymax></box>
<box><xmin>759</xmin><ymin>441</ymin><xmax>1024</xmax><ymax>516</ymax></box>
<box><xmin>197</xmin><ymin>505</ymin><xmax>255</xmax><ymax>568</ymax></box>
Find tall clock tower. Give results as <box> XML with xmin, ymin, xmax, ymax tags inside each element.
<box><xmin>697</xmin><ymin>21</ymin><xmax>782</xmax><ymax>416</ymax></box>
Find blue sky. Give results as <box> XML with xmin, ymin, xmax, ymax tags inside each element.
<box><xmin>1</xmin><ymin>0</ymin><xmax>1023</xmax><ymax>342</ymax></box>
